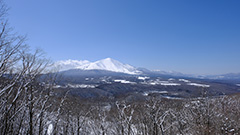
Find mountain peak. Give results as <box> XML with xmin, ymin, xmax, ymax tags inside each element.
<box><xmin>99</xmin><ymin>58</ymin><xmax>119</xmax><ymax>63</ymax></box>
<box><xmin>103</xmin><ymin>57</ymin><xmax>113</xmax><ymax>61</ymax></box>
<box><xmin>99</xmin><ymin>57</ymin><xmax>115</xmax><ymax>63</ymax></box>
<box><xmin>55</xmin><ymin>58</ymin><xmax>141</xmax><ymax>75</ymax></box>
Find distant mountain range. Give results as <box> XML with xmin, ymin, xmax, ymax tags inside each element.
<box><xmin>52</xmin><ymin>58</ymin><xmax>240</xmax><ymax>99</ymax></box>
<box><xmin>54</xmin><ymin>58</ymin><xmax>240</xmax><ymax>80</ymax></box>
<box><xmin>55</xmin><ymin>58</ymin><xmax>141</xmax><ymax>75</ymax></box>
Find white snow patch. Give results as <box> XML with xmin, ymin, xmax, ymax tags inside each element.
<box><xmin>100</xmin><ymin>76</ymin><xmax>112</xmax><ymax>84</ymax></box>
<box><xmin>54</xmin><ymin>84</ymin><xmax>98</xmax><ymax>88</ymax></box>
<box><xmin>236</xmin><ymin>84</ymin><xmax>240</xmax><ymax>86</ymax></box>
<box><xmin>69</xmin><ymin>84</ymin><xmax>97</xmax><ymax>88</ymax></box>
<box><xmin>156</xmin><ymin>81</ymin><xmax>180</xmax><ymax>86</ymax></box>
<box><xmin>142</xmin><ymin>92</ymin><xmax>149</xmax><ymax>96</ymax></box>
<box><xmin>179</xmin><ymin>79</ymin><xmax>191</xmax><ymax>83</ymax></box>
<box><xmin>47</xmin><ymin>124</ymin><xmax>53</xmax><ymax>135</ymax></box>
<box><xmin>187</xmin><ymin>83</ymin><xmax>210</xmax><ymax>88</ymax></box>
<box><xmin>142</xmin><ymin>91</ymin><xmax>168</xmax><ymax>96</ymax></box>
<box><xmin>53</xmin><ymin>85</ymin><xmax>61</xmax><ymax>88</ymax></box>
<box><xmin>103</xmin><ymin>104</ymin><xmax>112</xmax><ymax>111</ymax></box>
<box><xmin>114</xmin><ymin>79</ymin><xmax>136</xmax><ymax>84</ymax></box>
<box><xmin>138</xmin><ymin>76</ymin><xmax>150</xmax><ymax>80</ymax></box>
<box><xmin>160</xmin><ymin>82</ymin><xmax>181</xmax><ymax>86</ymax></box>
<box><xmin>101</xmin><ymin>79</ymin><xmax>112</xmax><ymax>84</ymax></box>
<box><xmin>161</xmin><ymin>96</ymin><xmax>182</xmax><ymax>100</ymax></box>
<box><xmin>149</xmin><ymin>82</ymin><xmax>157</xmax><ymax>85</ymax></box>
<box><xmin>168</xmin><ymin>78</ymin><xmax>175</xmax><ymax>81</ymax></box>
<box><xmin>151</xmin><ymin>91</ymin><xmax>168</xmax><ymax>94</ymax></box>
<box><xmin>61</xmin><ymin>84</ymin><xmax>98</xmax><ymax>88</ymax></box>
<box><xmin>141</xmin><ymin>80</ymin><xmax>181</xmax><ymax>86</ymax></box>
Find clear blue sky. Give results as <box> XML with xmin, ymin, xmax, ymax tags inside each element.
<box><xmin>6</xmin><ymin>0</ymin><xmax>240</xmax><ymax>75</ymax></box>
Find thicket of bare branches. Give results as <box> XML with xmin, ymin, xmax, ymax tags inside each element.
<box><xmin>0</xmin><ymin>1</ymin><xmax>59</xmax><ymax>134</ymax></box>
<box><xmin>42</xmin><ymin>95</ymin><xmax>239</xmax><ymax>135</ymax></box>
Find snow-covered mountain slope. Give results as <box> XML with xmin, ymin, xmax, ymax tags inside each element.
<box><xmin>55</xmin><ymin>58</ymin><xmax>141</xmax><ymax>75</ymax></box>
<box><xmin>55</xmin><ymin>58</ymin><xmax>240</xmax><ymax>80</ymax></box>
<box><xmin>55</xmin><ymin>59</ymin><xmax>90</xmax><ymax>71</ymax></box>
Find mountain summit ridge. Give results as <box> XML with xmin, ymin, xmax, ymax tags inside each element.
<box><xmin>55</xmin><ymin>58</ymin><xmax>141</xmax><ymax>75</ymax></box>
<box><xmin>55</xmin><ymin>58</ymin><xmax>240</xmax><ymax>80</ymax></box>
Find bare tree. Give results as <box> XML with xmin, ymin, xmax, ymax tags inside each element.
<box><xmin>0</xmin><ymin>1</ymin><xmax>58</xmax><ymax>134</ymax></box>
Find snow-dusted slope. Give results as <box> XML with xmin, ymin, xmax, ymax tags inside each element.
<box><xmin>55</xmin><ymin>59</ymin><xmax>90</xmax><ymax>71</ymax></box>
<box><xmin>55</xmin><ymin>58</ymin><xmax>141</xmax><ymax>75</ymax></box>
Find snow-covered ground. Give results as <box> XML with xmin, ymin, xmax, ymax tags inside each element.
<box><xmin>187</xmin><ymin>83</ymin><xmax>210</xmax><ymax>88</ymax></box>
<box><xmin>143</xmin><ymin>91</ymin><xmax>168</xmax><ymax>96</ymax></box>
<box><xmin>179</xmin><ymin>79</ymin><xmax>191</xmax><ymax>83</ymax></box>
<box><xmin>54</xmin><ymin>84</ymin><xmax>98</xmax><ymax>89</ymax></box>
<box><xmin>67</xmin><ymin>84</ymin><xmax>98</xmax><ymax>88</ymax></box>
<box><xmin>161</xmin><ymin>96</ymin><xmax>183</xmax><ymax>100</ymax></box>
<box><xmin>47</xmin><ymin>123</ymin><xmax>53</xmax><ymax>135</ymax></box>
<box><xmin>114</xmin><ymin>79</ymin><xmax>136</xmax><ymax>84</ymax></box>
<box><xmin>236</xmin><ymin>84</ymin><xmax>240</xmax><ymax>86</ymax></box>
<box><xmin>137</xmin><ymin>76</ymin><xmax>150</xmax><ymax>80</ymax></box>
<box><xmin>142</xmin><ymin>79</ymin><xmax>181</xmax><ymax>86</ymax></box>
<box><xmin>168</xmin><ymin>78</ymin><xmax>175</xmax><ymax>81</ymax></box>
<box><xmin>101</xmin><ymin>79</ymin><xmax>112</xmax><ymax>84</ymax></box>
<box><xmin>160</xmin><ymin>82</ymin><xmax>181</xmax><ymax>86</ymax></box>
<box><xmin>53</xmin><ymin>85</ymin><xmax>61</xmax><ymax>88</ymax></box>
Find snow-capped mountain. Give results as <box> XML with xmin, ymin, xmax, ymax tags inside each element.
<box><xmin>55</xmin><ymin>58</ymin><xmax>141</xmax><ymax>75</ymax></box>
<box><xmin>55</xmin><ymin>59</ymin><xmax>90</xmax><ymax>71</ymax></box>
<box><xmin>55</xmin><ymin>58</ymin><xmax>240</xmax><ymax>80</ymax></box>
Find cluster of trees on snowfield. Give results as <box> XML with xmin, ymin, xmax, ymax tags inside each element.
<box><xmin>45</xmin><ymin>95</ymin><xmax>239</xmax><ymax>135</ymax></box>
<box><xmin>1</xmin><ymin>1</ymin><xmax>240</xmax><ymax>135</ymax></box>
